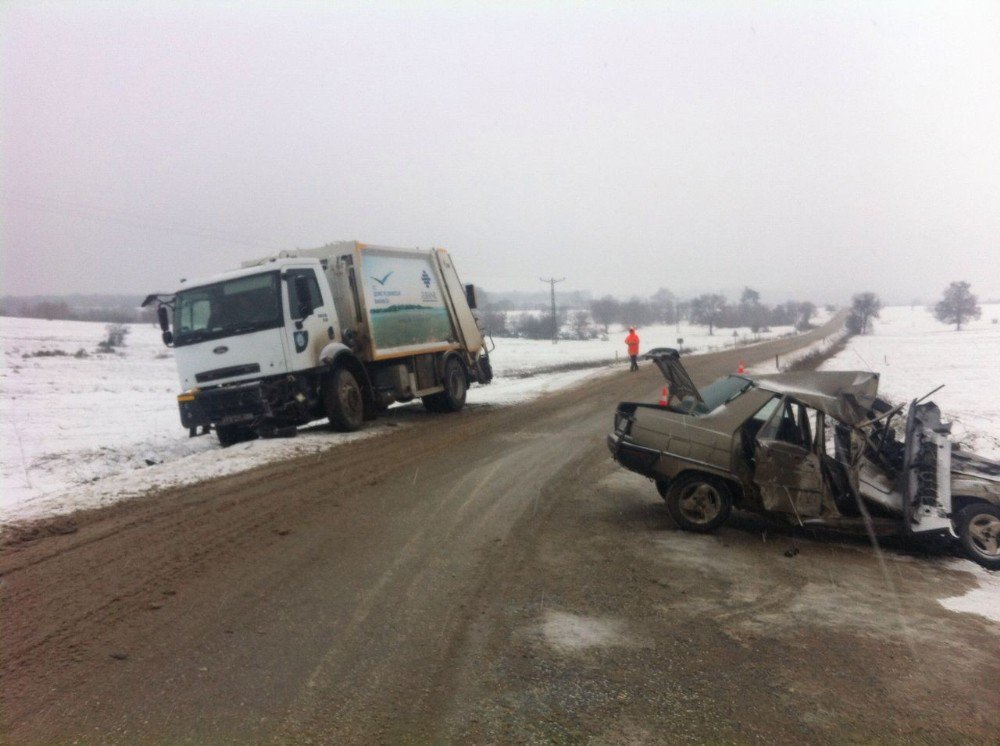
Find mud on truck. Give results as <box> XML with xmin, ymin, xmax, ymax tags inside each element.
<box><xmin>144</xmin><ymin>241</ymin><xmax>493</xmax><ymax>446</ymax></box>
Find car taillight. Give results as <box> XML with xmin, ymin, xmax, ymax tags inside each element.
<box><xmin>615</xmin><ymin>412</ymin><xmax>633</xmax><ymax>435</ymax></box>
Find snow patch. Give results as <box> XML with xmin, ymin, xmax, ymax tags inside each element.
<box><xmin>538</xmin><ymin>611</ymin><xmax>638</xmax><ymax>652</ymax></box>
<box><xmin>937</xmin><ymin>559</ymin><xmax>1000</xmax><ymax>624</ymax></box>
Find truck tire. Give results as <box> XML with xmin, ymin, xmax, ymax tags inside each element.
<box><xmin>665</xmin><ymin>473</ymin><xmax>732</xmax><ymax>533</ymax></box>
<box><xmin>422</xmin><ymin>357</ymin><xmax>467</xmax><ymax>413</ymax></box>
<box><xmin>324</xmin><ymin>368</ymin><xmax>365</xmax><ymax>432</ymax></box>
<box><xmin>955</xmin><ymin>502</ymin><xmax>1000</xmax><ymax>570</ymax></box>
<box><xmin>216</xmin><ymin>424</ymin><xmax>257</xmax><ymax>448</ymax></box>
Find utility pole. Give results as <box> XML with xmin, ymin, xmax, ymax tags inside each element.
<box><xmin>540</xmin><ymin>276</ymin><xmax>565</xmax><ymax>344</ymax></box>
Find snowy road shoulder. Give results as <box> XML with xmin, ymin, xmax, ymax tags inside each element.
<box><xmin>937</xmin><ymin>559</ymin><xmax>1000</xmax><ymax>623</ymax></box>
<box><xmin>0</xmin><ymin>313</ymin><xmax>623</xmax><ymax>526</ymax></box>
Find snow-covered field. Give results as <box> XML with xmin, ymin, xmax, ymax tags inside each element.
<box><xmin>0</xmin><ymin>315</ymin><xmax>806</xmax><ymax>525</ymax></box>
<box><xmin>820</xmin><ymin>304</ymin><xmax>1000</xmax><ymax>460</ymax></box>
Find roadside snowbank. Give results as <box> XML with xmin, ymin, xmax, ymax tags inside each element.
<box><xmin>748</xmin><ymin>329</ymin><xmax>848</xmax><ymax>375</ymax></box>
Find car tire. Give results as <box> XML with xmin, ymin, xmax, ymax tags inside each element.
<box><xmin>216</xmin><ymin>424</ymin><xmax>256</xmax><ymax>448</ymax></box>
<box><xmin>324</xmin><ymin>368</ymin><xmax>365</xmax><ymax>432</ymax></box>
<box><xmin>955</xmin><ymin>502</ymin><xmax>1000</xmax><ymax>570</ymax></box>
<box><xmin>665</xmin><ymin>473</ymin><xmax>732</xmax><ymax>533</ymax></box>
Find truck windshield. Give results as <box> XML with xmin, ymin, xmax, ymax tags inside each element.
<box><xmin>173</xmin><ymin>271</ymin><xmax>282</xmax><ymax>346</ymax></box>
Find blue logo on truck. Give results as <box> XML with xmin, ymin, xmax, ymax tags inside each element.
<box><xmin>294</xmin><ymin>330</ymin><xmax>308</xmax><ymax>353</ymax></box>
<box><xmin>420</xmin><ymin>270</ymin><xmax>431</xmax><ymax>288</ymax></box>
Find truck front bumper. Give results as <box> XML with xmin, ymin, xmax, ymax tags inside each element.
<box><xmin>178</xmin><ymin>382</ymin><xmax>268</xmax><ymax>429</ymax></box>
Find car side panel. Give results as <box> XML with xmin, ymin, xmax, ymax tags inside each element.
<box><xmin>628</xmin><ymin>388</ymin><xmax>774</xmax><ymax>483</ymax></box>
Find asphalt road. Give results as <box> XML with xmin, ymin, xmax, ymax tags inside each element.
<box><xmin>2</xmin><ymin>318</ymin><xmax>997</xmax><ymax>743</ymax></box>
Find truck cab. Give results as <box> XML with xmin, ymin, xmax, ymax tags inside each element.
<box><xmin>170</xmin><ymin>259</ymin><xmax>336</xmax><ymax>391</ymax></box>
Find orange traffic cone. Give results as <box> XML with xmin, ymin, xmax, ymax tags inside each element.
<box><xmin>658</xmin><ymin>386</ymin><xmax>669</xmax><ymax>407</ymax></box>
<box><xmin>738</xmin><ymin>361</ymin><xmax>745</xmax><ymax>374</ymax></box>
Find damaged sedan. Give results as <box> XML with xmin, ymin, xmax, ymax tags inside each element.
<box><xmin>607</xmin><ymin>349</ymin><xmax>1000</xmax><ymax>569</ymax></box>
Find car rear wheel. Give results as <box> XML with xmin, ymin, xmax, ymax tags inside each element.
<box><xmin>665</xmin><ymin>474</ymin><xmax>732</xmax><ymax>533</ymax></box>
<box><xmin>956</xmin><ymin>503</ymin><xmax>1000</xmax><ymax>570</ymax></box>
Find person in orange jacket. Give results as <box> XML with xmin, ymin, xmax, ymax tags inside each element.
<box><xmin>625</xmin><ymin>327</ymin><xmax>640</xmax><ymax>371</ymax></box>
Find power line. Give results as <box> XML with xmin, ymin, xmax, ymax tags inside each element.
<box><xmin>1</xmin><ymin>189</ymin><xmax>269</xmax><ymax>249</ymax></box>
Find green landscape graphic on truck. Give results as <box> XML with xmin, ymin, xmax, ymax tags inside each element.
<box><xmin>362</xmin><ymin>253</ymin><xmax>454</xmax><ymax>352</ymax></box>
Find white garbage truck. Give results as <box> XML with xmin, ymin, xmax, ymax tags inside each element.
<box><xmin>143</xmin><ymin>241</ymin><xmax>494</xmax><ymax>446</ymax></box>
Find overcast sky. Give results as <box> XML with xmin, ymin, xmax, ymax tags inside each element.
<box><xmin>3</xmin><ymin>1</ymin><xmax>998</xmax><ymax>304</ymax></box>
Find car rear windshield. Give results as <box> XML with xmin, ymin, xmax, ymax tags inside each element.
<box><xmin>173</xmin><ymin>272</ymin><xmax>282</xmax><ymax>346</ymax></box>
<box><xmin>682</xmin><ymin>375</ymin><xmax>753</xmax><ymax>415</ymax></box>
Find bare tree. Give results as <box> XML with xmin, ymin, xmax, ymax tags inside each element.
<box><xmin>797</xmin><ymin>301</ymin><xmax>817</xmax><ymax>330</ymax></box>
<box><xmin>571</xmin><ymin>310</ymin><xmax>592</xmax><ymax>339</ymax></box>
<box><xmin>740</xmin><ymin>287</ymin><xmax>761</xmax><ymax>309</ymax></box>
<box><xmin>621</xmin><ymin>296</ymin><xmax>653</xmax><ymax>327</ymax></box>
<box><xmin>848</xmin><ymin>292</ymin><xmax>882</xmax><ymax>335</ymax></box>
<box><xmin>650</xmin><ymin>287</ymin><xmax>677</xmax><ymax>324</ymax></box>
<box><xmin>589</xmin><ymin>296</ymin><xmax>620</xmax><ymax>334</ymax></box>
<box><xmin>480</xmin><ymin>310</ymin><xmax>508</xmax><ymax>336</ymax></box>
<box><xmin>690</xmin><ymin>293</ymin><xmax>727</xmax><ymax>335</ymax></box>
<box><xmin>933</xmin><ymin>281</ymin><xmax>981</xmax><ymax>331</ymax></box>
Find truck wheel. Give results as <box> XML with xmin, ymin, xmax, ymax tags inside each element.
<box><xmin>956</xmin><ymin>503</ymin><xmax>1000</xmax><ymax>570</ymax></box>
<box><xmin>216</xmin><ymin>424</ymin><xmax>256</xmax><ymax>448</ymax></box>
<box><xmin>665</xmin><ymin>474</ymin><xmax>732</xmax><ymax>533</ymax></box>
<box><xmin>324</xmin><ymin>368</ymin><xmax>365</xmax><ymax>432</ymax></box>
<box><xmin>422</xmin><ymin>358</ymin><xmax>467</xmax><ymax>413</ymax></box>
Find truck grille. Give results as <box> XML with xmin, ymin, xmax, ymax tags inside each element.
<box><xmin>196</xmin><ymin>364</ymin><xmax>261</xmax><ymax>384</ymax></box>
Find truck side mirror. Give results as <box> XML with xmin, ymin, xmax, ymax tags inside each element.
<box><xmin>465</xmin><ymin>284</ymin><xmax>478</xmax><ymax>310</ymax></box>
<box><xmin>294</xmin><ymin>275</ymin><xmax>314</xmax><ymax>319</ymax></box>
<box><xmin>157</xmin><ymin>306</ymin><xmax>174</xmax><ymax>346</ymax></box>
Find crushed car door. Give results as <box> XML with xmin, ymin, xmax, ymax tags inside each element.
<box><xmin>753</xmin><ymin>397</ymin><xmax>826</xmax><ymax>518</ymax></box>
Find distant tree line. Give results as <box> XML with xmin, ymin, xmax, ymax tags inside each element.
<box><xmin>586</xmin><ymin>288</ymin><xmax>822</xmax><ymax>336</ymax></box>
<box><xmin>0</xmin><ymin>298</ymin><xmax>156</xmax><ymax>324</ymax></box>
<box><xmin>478</xmin><ymin>286</ymin><xmax>829</xmax><ymax>340</ymax></box>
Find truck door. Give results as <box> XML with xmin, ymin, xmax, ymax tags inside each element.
<box><xmin>753</xmin><ymin>397</ymin><xmax>826</xmax><ymax>518</ymax></box>
<box><xmin>282</xmin><ymin>267</ymin><xmax>334</xmax><ymax>371</ymax></box>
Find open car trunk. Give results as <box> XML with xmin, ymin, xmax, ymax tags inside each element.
<box><xmin>644</xmin><ymin>348</ymin><xmax>703</xmax><ymax>407</ymax></box>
